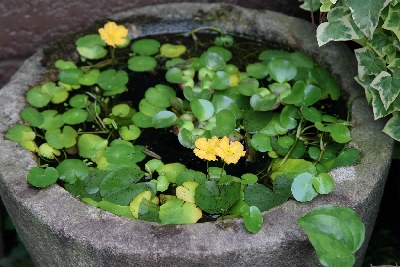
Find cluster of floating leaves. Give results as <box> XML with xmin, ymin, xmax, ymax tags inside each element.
<box><xmin>5</xmin><ymin>21</ymin><xmax>360</xmax><ymax>234</ymax></box>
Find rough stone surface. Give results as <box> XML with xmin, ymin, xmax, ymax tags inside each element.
<box><xmin>0</xmin><ymin>0</ymin><xmax>309</xmax><ymax>88</ymax></box>
<box><xmin>0</xmin><ymin>3</ymin><xmax>393</xmax><ymax>267</ymax></box>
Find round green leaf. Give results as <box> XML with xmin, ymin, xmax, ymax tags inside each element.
<box><xmin>131</xmin><ymin>112</ymin><xmax>153</xmax><ymax>128</ymax></box>
<box><xmin>59</xmin><ymin>68</ymin><xmax>84</xmax><ymax>86</ymax></box>
<box><xmin>21</xmin><ymin>107</ymin><xmax>44</xmax><ymax>127</ymax></box>
<box><xmin>138</xmin><ymin>99</ymin><xmax>165</xmax><ymax>117</ymax></box>
<box><xmin>159</xmin><ymin>198</ymin><xmax>202</xmax><ymax>224</ymax></box>
<box><xmin>77</xmin><ymin>134</ymin><xmax>108</xmax><ymax>160</ymax></box>
<box><xmin>112</xmin><ymin>104</ymin><xmax>131</xmax><ymax>117</ymax></box>
<box><xmin>212</xmin><ymin>95</ymin><xmax>242</xmax><ymax>119</ymax></box>
<box><xmin>331</xmin><ymin>124</ymin><xmax>351</xmax><ymax>143</ymax></box>
<box><xmin>312</xmin><ymin>173</ymin><xmax>335</xmax><ymax>194</ymax></box>
<box><xmin>69</xmin><ymin>94</ymin><xmax>90</xmax><ymax>108</ymax></box>
<box><xmin>238</xmin><ymin>78</ymin><xmax>259</xmax><ymax>96</ymax></box>
<box><xmin>57</xmin><ymin>159</ymin><xmax>89</xmax><ymax>184</ymax></box>
<box><xmin>119</xmin><ymin>125</ymin><xmax>141</xmax><ymax>141</ymax></box>
<box><xmin>250</xmin><ymin>93</ymin><xmax>278</xmax><ymax>111</ymax></box>
<box><xmin>62</xmin><ymin>108</ymin><xmax>88</xmax><ymax>125</ymax></box>
<box><xmin>45</xmin><ymin>125</ymin><xmax>77</xmax><ymax>149</ymax></box>
<box><xmin>131</xmin><ymin>39</ymin><xmax>160</xmax><ymax>56</ymax></box>
<box><xmin>250</xmin><ymin>133</ymin><xmax>272</xmax><ymax>152</ymax></box>
<box><xmin>145</xmin><ymin>84</ymin><xmax>176</xmax><ymax>108</ymax></box>
<box><xmin>27</xmin><ymin>167</ymin><xmax>59</xmax><ymax>187</ymax></box>
<box><xmin>152</xmin><ymin>110</ymin><xmax>177</xmax><ymax>128</ymax></box>
<box><xmin>267</xmin><ymin>59</ymin><xmax>297</xmax><ymax>83</ymax></box>
<box><xmin>183</xmin><ymin>86</ymin><xmax>211</xmax><ymax>101</ymax></box>
<box><xmin>160</xmin><ymin>43</ymin><xmax>186</xmax><ymax>58</ymax></box>
<box><xmin>246</xmin><ymin>62</ymin><xmax>269</xmax><ymax>79</ymax></box>
<box><xmin>243</xmin><ymin>205</ymin><xmax>263</xmax><ymax>233</ymax></box>
<box><xmin>98</xmin><ymin>69</ymin><xmax>128</xmax><ymax>91</ymax></box>
<box><xmin>291</xmin><ymin>173</ymin><xmax>318</xmax><ymax>202</ymax></box>
<box><xmin>331</xmin><ymin>148</ymin><xmax>360</xmax><ymax>169</ymax></box>
<box><xmin>75</xmin><ymin>34</ymin><xmax>107</xmax><ymax>59</ymax></box>
<box><xmin>103</xmin><ymin>144</ymin><xmax>136</xmax><ymax>164</ymax></box>
<box><xmin>190</xmin><ymin>99</ymin><xmax>214</xmax><ymax>121</ymax></box>
<box><xmin>210</xmin><ymin>71</ymin><xmax>230</xmax><ymax>90</ymax></box>
<box><xmin>165</xmin><ymin>67</ymin><xmax>185</xmax><ymax>83</ymax></box>
<box><xmin>78</xmin><ymin>69</ymin><xmax>99</xmax><ymax>86</ymax></box>
<box><xmin>26</xmin><ymin>86</ymin><xmax>51</xmax><ymax>108</ymax></box>
<box><xmin>128</xmin><ymin>56</ymin><xmax>157</xmax><ymax>72</ymax></box>
<box><xmin>5</xmin><ymin>124</ymin><xmax>35</xmax><ymax>142</ymax></box>
<box><xmin>302</xmin><ymin>106</ymin><xmax>323</xmax><ymax>123</ymax></box>
<box><xmin>38</xmin><ymin>110</ymin><xmax>64</xmax><ymax>130</ymax></box>
<box><xmin>210</xmin><ymin>109</ymin><xmax>236</xmax><ymax>137</ymax></box>
<box><xmin>207</xmin><ymin>46</ymin><xmax>232</xmax><ymax>62</ymax></box>
<box><xmin>200</xmin><ymin>51</ymin><xmax>225</xmax><ymax>71</ymax></box>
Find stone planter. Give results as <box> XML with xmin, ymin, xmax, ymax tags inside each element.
<box><xmin>0</xmin><ymin>3</ymin><xmax>393</xmax><ymax>267</ymax></box>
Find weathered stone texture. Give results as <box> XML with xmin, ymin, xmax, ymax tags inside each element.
<box><xmin>0</xmin><ymin>0</ymin><xmax>308</xmax><ymax>88</ymax></box>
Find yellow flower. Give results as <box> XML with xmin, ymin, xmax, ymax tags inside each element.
<box><xmin>98</xmin><ymin>22</ymin><xmax>128</xmax><ymax>48</ymax></box>
<box><xmin>215</xmin><ymin>136</ymin><xmax>246</xmax><ymax>164</ymax></box>
<box><xmin>193</xmin><ymin>136</ymin><xmax>219</xmax><ymax>161</ymax></box>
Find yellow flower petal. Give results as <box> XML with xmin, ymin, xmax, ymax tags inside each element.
<box><xmin>215</xmin><ymin>136</ymin><xmax>246</xmax><ymax>164</ymax></box>
<box><xmin>193</xmin><ymin>136</ymin><xmax>219</xmax><ymax>161</ymax></box>
<box><xmin>99</xmin><ymin>21</ymin><xmax>128</xmax><ymax>48</ymax></box>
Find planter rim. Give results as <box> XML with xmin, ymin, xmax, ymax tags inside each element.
<box><xmin>0</xmin><ymin>3</ymin><xmax>393</xmax><ymax>267</ymax></box>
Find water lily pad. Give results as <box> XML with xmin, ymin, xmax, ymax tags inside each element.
<box><xmin>246</xmin><ymin>62</ymin><xmax>269</xmax><ymax>79</ymax></box>
<box><xmin>128</xmin><ymin>56</ymin><xmax>157</xmax><ymax>72</ymax></box>
<box><xmin>131</xmin><ymin>112</ymin><xmax>153</xmax><ymax>128</ymax></box>
<box><xmin>27</xmin><ymin>167</ymin><xmax>59</xmax><ymax>187</ymax></box>
<box><xmin>145</xmin><ymin>84</ymin><xmax>176</xmax><ymax>108</ymax></box>
<box><xmin>267</xmin><ymin>59</ymin><xmax>297</xmax><ymax>83</ymax></box>
<box><xmin>210</xmin><ymin>71</ymin><xmax>231</xmax><ymax>90</ymax></box>
<box><xmin>238</xmin><ymin>78</ymin><xmax>259</xmax><ymax>96</ymax></box>
<box><xmin>195</xmin><ymin>180</ymin><xmax>240</xmax><ymax>214</ymax></box>
<box><xmin>162</xmin><ymin>163</ymin><xmax>186</xmax><ymax>183</ymax></box>
<box><xmin>39</xmin><ymin>143</ymin><xmax>61</xmax><ymax>159</ymax></box>
<box><xmin>21</xmin><ymin>107</ymin><xmax>44</xmax><ymax>127</ymax></box>
<box><xmin>160</xmin><ymin>43</ymin><xmax>186</xmax><ymax>58</ymax></box>
<box><xmin>214</xmin><ymin>34</ymin><xmax>234</xmax><ymax>47</ymax></box>
<box><xmin>176</xmin><ymin>181</ymin><xmax>199</xmax><ymax>203</ymax></box>
<box><xmin>250</xmin><ymin>93</ymin><xmax>278</xmax><ymax>111</ymax></box>
<box><xmin>97</xmin><ymin>199</ymin><xmax>134</xmax><ymax>218</ymax></box>
<box><xmin>26</xmin><ymin>86</ymin><xmax>51</xmax><ymax>108</ymax></box>
<box><xmin>112</xmin><ymin>104</ymin><xmax>131</xmax><ymax>117</ymax></box>
<box><xmin>183</xmin><ymin>86</ymin><xmax>211</xmax><ymax>101</ymax></box>
<box><xmin>98</xmin><ymin>69</ymin><xmax>128</xmax><ymax>91</ymax></box>
<box><xmin>38</xmin><ymin>110</ymin><xmax>64</xmax><ymax>130</ymax></box>
<box><xmin>159</xmin><ymin>198</ymin><xmax>202</xmax><ymax>224</ymax></box>
<box><xmin>55</xmin><ymin>59</ymin><xmax>77</xmax><ymax>70</ymax></box>
<box><xmin>138</xmin><ymin>198</ymin><xmax>160</xmax><ymax>222</ymax></box>
<box><xmin>103</xmin><ymin>144</ymin><xmax>136</xmax><ymax>164</ymax></box>
<box><xmin>165</xmin><ymin>67</ymin><xmax>185</xmax><ymax>83</ymax></box>
<box><xmin>77</xmin><ymin>134</ymin><xmax>108</xmax><ymax>160</ymax></box>
<box><xmin>200</xmin><ymin>51</ymin><xmax>225</xmax><ymax>71</ymax></box>
<box><xmin>59</xmin><ymin>68</ymin><xmax>84</xmax><ymax>86</ymax></box>
<box><xmin>129</xmin><ymin>191</ymin><xmax>152</xmax><ymax>218</ymax></box>
<box><xmin>152</xmin><ymin>110</ymin><xmax>177</xmax><ymax>128</ymax></box>
<box><xmin>62</xmin><ymin>108</ymin><xmax>88</xmax><ymax>125</ymax></box>
<box><xmin>45</xmin><ymin>125</ymin><xmax>77</xmax><ymax>149</ymax></box>
<box><xmin>57</xmin><ymin>159</ymin><xmax>89</xmax><ymax>184</ymax></box>
<box><xmin>131</xmin><ymin>39</ymin><xmax>160</xmax><ymax>56</ymax></box>
<box><xmin>208</xmin><ymin>46</ymin><xmax>232</xmax><ymax>62</ymax></box>
<box><xmin>138</xmin><ymin>99</ymin><xmax>165</xmax><ymax>117</ymax></box>
<box><xmin>190</xmin><ymin>99</ymin><xmax>215</xmax><ymax>121</ymax></box>
<box><xmin>119</xmin><ymin>125</ymin><xmax>141</xmax><ymax>141</ymax></box>
<box><xmin>250</xmin><ymin>133</ymin><xmax>272</xmax><ymax>152</ymax></box>
<box><xmin>75</xmin><ymin>34</ymin><xmax>107</xmax><ymax>59</ymax></box>
<box><xmin>78</xmin><ymin>69</ymin><xmax>99</xmax><ymax>86</ymax></box>
<box><xmin>69</xmin><ymin>94</ymin><xmax>90</xmax><ymax>108</ymax></box>
<box><xmin>209</xmin><ymin>109</ymin><xmax>236</xmax><ymax>137</ymax></box>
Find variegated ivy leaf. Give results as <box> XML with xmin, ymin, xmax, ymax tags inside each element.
<box><xmin>388</xmin><ymin>58</ymin><xmax>400</xmax><ymax>72</ymax></box>
<box><xmin>392</xmin><ymin>0</ymin><xmax>400</xmax><ymax>6</ymax></box>
<box><xmin>354</xmin><ymin>47</ymin><xmax>386</xmax><ymax>80</ymax></box>
<box><xmin>383</xmin><ymin>4</ymin><xmax>400</xmax><ymax>41</ymax></box>
<box><xmin>354</xmin><ymin>75</ymin><xmax>375</xmax><ymax>105</ymax></box>
<box><xmin>382</xmin><ymin>44</ymin><xmax>398</xmax><ymax>63</ymax></box>
<box><xmin>347</xmin><ymin>0</ymin><xmax>391</xmax><ymax>39</ymax></box>
<box><xmin>299</xmin><ymin>0</ymin><xmax>321</xmax><ymax>12</ymax></box>
<box><xmin>371</xmin><ymin>68</ymin><xmax>400</xmax><ymax>110</ymax></box>
<box><xmin>366</xmin><ymin>28</ymin><xmax>393</xmax><ymax>57</ymax></box>
<box><xmin>383</xmin><ymin>112</ymin><xmax>400</xmax><ymax>141</ymax></box>
<box><xmin>370</xmin><ymin>85</ymin><xmax>400</xmax><ymax>119</ymax></box>
<box><xmin>316</xmin><ymin>6</ymin><xmax>364</xmax><ymax>46</ymax></box>
<box><xmin>393</xmin><ymin>39</ymin><xmax>400</xmax><ymax>50</ymax></box>
<box><xmin>320</xmin><ymin>0</ymin><xmax>334</xmax><ymax>12</ymax></box>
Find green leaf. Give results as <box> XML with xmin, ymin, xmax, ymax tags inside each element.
<box><xmin>27</xmin><ymin>167</ymin><xmax>59</xmax><ymax>187</ymax></box>
<box><xmin>159</xmin><ymin>198</ymin><xmax>202</xmax><ymax>224</ymax></box>
<box><xmin>243</xmin><ymin>206</ymin><xmax>263</xmax><ymax>233</ymax></box>
<box><xmin>331</xmin><ymin>148</ymin><xmax>360</xmax><ymax>169</ymax></box>
<box><xmin>103</xmin><ymin>144</ymin><xmax>136</xmax><ymax>164</ymax></box>
<box><xmin>347</xmin><ymin>0</ymin><xmax>391</xmax><ymax>39</ymax></box>
<box><xmin>267</xmin><ymin>59</ymin><xmax>297</xmax><ymax>83</ymax></box>
<box><xmin>45</xmin><ymin>125</ymin><xmax>77</xmax><ymax>149</ymax></box>
<box><xmin>119</xmin><ymin>125</ymin><xmax>141</xmax><ymax>141</ymax></box>
<box><xmin>77</xmin><ymin>134</ymin><xmax>108</xmax><ymax>160</ymax></box>
<box><xmin>297</xmin><ymin>205</ymin><xmax>365</xmax><ymax>267</ymax></box>
<box><xmin>244</xmin><ymin>182</ymin><xmax>289</xmax><ymax>212</ymax></box>
<box><xmin>26</xmin><ymin>86</ymin><xmax>51</xmax><ymax>108</ymax></box>
<box><xmin>291</xmin><ymin>173</ymin><xmax>318</xmax><ymax>202</ymax></box>
<box><xmin>21</xmin><ymin>107</ymin><xmax>44</xmax><ymax>127</ymax></box>
<box><xmin>62</xmin><ymin>108</ymin><xmax>88</xmax><ymax>125</ymax></box>
<box><xmin>383</xmin><ymin>4</ymin><xmax>400</xmax><ymax>40</ymax></box>
<box><xmin>5</xmin><ymin>124</ymin><xmax>35</xmax><ymax>142</ymax></box>
<box><xmin>145</xmin><ymin>84</ymin><xmax>176</xmax><ymax>108</ymax></box>
<box><xmin>152</xmin><ymin>110</ymin><xmax>177</xmax><ymax>128</ymax></box>
<box><xmin>383</xmin><ymin>111</ymin><xmax>400</xmax><ymax>141</ymax></box>
<box><xmin>370</xmin><ymin>69</ymin><xmax>400</xmax><ymax>109</ymax></box>
<box><xmin>59</xmin><ymin>69</ymin><xmax>84</xmax><ymax>86</ymax></box>
<box><xmin>190</xmin><ymin>99</ymin><xmax>214</xmax><ymax>121</ymax></box>
<box><xmin>38</xmin><ymin>110</ymin><xmax>64</xmax><ymax>131</ymax></box>
<box><xmin>75</xmin><ymin>34</ymin><xmax>107</xmax><ymax>59</ymax></box>
<box><xmin>98</xmin><ymin>69</ymin><xmax>128</xmax><ymax>91</ymax></box>
<box><xmin>200</xmin><ymin>51</ymin><xmax>225</xmax><ymax>71</ymax></box>
<box><xmin>354</xmin><ymin>47</ymin><xmax>386</xmax><ymax>80</ymax></box>
<box><xmin>250</xmin><ymin>133</ymin><xmax>272</xmax><ymax>152</ymax></box>
<box><xmin>131</xmin><ymin>39</ymin><xmax>160</xmax><ymax>56</ymax></box>
<box><xmin>138</xmin><ymin>198</ymin><xmax>161</xmax><ymax>222</ymax></box>
<box><xmin>195</xmin><ymin>181</ymin><xmax>240</xmax><ymax>214</ymax></box>
<box><xmin>57</xmin><ymin>159</ymin><xmax>89</xmax><ymax>184</ymax></box>
<box><xmin>97</xmin><ymin>199</ymin><xmax>134</xmax><ymax>218</ymax></box>
<box><xmin>312</xmin><ymin>173</ymin><xmax>335</xmax><ymax>194</ymax></box>
<box><xmin>330</xmin><ymin>124</ymin><xmax>351</xmax><ymax>143</ymax></box>
<box><xmin>316</xmin><ymin>6</ymin><xmax>365</xmax><ymax>46</ymax></box>
<box><xmin>127</xmin><ymin>56</ymin><xmax>157</xmax><ymax>72</ymax></box>
<box><xmin>209</xmin><ymin>109</ymin><xmax>236</xmax><ymax>137</ymax></box>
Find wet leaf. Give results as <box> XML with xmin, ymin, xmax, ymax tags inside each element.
<box><xmin>243</xmin><ymin>205</ymin><xmax>263</xmax><ymax>233</ymax></box>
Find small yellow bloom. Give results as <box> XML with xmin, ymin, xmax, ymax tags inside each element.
<box><xmin>215</xmin><ymin>136</ymin><xmax>246</xmax><ymax>164</ymax></box>
<box><xmin>98</xmin><ymin>22</ymin><xmax>128</xmax><ymax>48</ymax></box>
<box><xmin>193</xmin><ymin>136</ymin><xmax>219</xmax><ymax>161</ymax></box>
